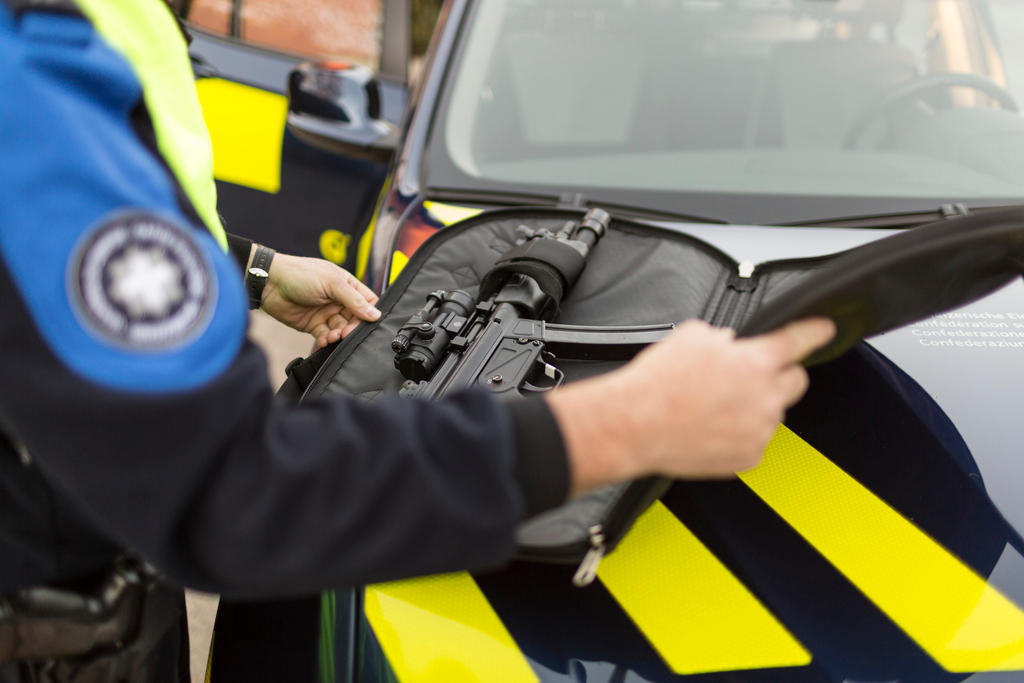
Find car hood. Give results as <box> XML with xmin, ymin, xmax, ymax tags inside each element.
<box><xmin>357</xmin><ymin>211</ymin><xmax>1024</xmax><ymax>682</ymax></box>
<box><xmin>682</xmin><ymin>220</ymin><xmax>1024</xmax><ymax>552</ymax></box>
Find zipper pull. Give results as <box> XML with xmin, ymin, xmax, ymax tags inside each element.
<box><xmin>728</xmin><ymin>261</ymin><xmax>758</xmax><ymax>293</ymax></box>
<box><xmin>572</xmin><ymin>525</ymin><xmax>606</xmax><ymax>587</ymax></box>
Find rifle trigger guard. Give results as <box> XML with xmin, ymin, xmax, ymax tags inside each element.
<box><xmin>521</xmin><ymin>357</ymin><xmax>564</xmax><ymax>394</ymax></box>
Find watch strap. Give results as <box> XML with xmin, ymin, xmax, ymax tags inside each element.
<box><xmin>245</xmin><ymin>245</ymin><xmax>275</xmax><ymax>309</ymax></box>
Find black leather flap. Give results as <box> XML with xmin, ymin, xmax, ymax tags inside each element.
<box><xmin>741</xmin><ymin>207</ymin><xmax>1024</xmax><ymax>365</ymax></box>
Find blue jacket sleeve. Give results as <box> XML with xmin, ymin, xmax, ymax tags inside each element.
<box><xmin>0</xmin><ymin>5</ymin><xmax>568</xmax><ymax>596</ymax></box>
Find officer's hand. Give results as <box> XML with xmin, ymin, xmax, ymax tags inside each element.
<box><xmin>260</xmin><ymin>253</ymin><xmax>381</xmax><ymax>348</ymax></box>
<box><xmin>546</xmin><ymin>318</ymin><xmax>835</xmax><ymax>495</ymax></box>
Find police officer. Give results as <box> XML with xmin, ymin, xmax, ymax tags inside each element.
<box><xmin>0</xmin><ymin>0</ymin><xmax>833</xmax><ymax>679</ymax></box>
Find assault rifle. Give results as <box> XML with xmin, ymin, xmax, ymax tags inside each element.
<box><xmin>392</xmin><ymin>208</ymin><xmax>674</xmax><ymax>400</ymax></box>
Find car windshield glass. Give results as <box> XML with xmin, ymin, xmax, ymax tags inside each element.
<box><xmin>433</xmin><ymin>0</ymin><xmax>1024</xmax><ymax>221</ymax></box>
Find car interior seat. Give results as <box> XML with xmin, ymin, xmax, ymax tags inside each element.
<box><xmin>626</xmin><ymin>11</ymin><xmax>764</xmax><ymax>153</ymax></box>
<box><xmin>469</xmin><ymin>23</ymin><xmax>647</xmax><ymax>164</ymax></box>
<box><xmin>745</xmin><ymin>0</ymin><xmax>919</xmax><ymax>149</ymax></box>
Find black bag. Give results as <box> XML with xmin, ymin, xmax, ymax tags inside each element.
<box><xmin>293</xmin><ymin>206</ymin><xmax>1024</xmax><ymax>584</ymax></box>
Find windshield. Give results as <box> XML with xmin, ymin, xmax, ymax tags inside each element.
<box><xmin>428</xmin><ymin>0</ymin><xmax>1024</xmax><ymax>223</ymax></box>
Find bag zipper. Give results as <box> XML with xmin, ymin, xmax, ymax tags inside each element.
<box><xmin>711</xmin><ymin>260</ymin><xmax>758</xmax><ymax>327</ymax></box>
<box><xmin>571</xmin><ymin>525</ymin><xmax>606</xmax><ymax>587</ymax></box>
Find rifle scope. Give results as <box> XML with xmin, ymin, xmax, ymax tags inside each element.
<box><xmin>392</xmin><ymin>289</ymin><xmax>475</xmax><ymax>381</ymax></box>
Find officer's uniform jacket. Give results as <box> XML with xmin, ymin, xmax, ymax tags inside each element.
<box><xmin>0</xmin><ymin>0</ymin><xmax>568</xmax><ymax>597</ymax></box>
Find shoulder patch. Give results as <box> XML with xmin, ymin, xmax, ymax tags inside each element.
<box><xmin>0</xmin><ymin>24</ymin><xmax>247</xmax><ymax>395</ymax></box>
<box><xmin>68</xmin><ymin>212</ymin><xmax>216</xmax><ymax>351</ymax></box>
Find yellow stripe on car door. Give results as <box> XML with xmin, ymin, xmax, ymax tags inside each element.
<box><xmin>365</xmin><ymin>572</ymin><xmax>537</xmax><ymax>682</ymax></box>
<box><xmin>598</xmin><ymin>500</ymin><xmax>811</xmax><ymax>675</ymax></box>
<box><xmin>195</xmin><ymin>78</ymin><xmax>287</xmax><ymax>194</ymax></box>
<box><xmin>742</xmin><ymin>425</ymin><xmax>1024</xmax><ymax>672</ymax></box>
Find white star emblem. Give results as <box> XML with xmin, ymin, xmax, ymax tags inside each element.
<box><xmin>107</xmin><ymin>246</ymin><xmax>185</xmax><ymax>318</ymax></box>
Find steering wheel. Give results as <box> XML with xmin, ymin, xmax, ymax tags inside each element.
<box><xmin>842</xmin><ymin>72</ymin><xmax>1020</xmax><ymax>149</ymax></box>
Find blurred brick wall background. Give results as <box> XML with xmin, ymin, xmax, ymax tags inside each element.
<box><xmin>187</xmin><ymin>0</ymin><xmax>444</xmax><ymax>65</ymax></box>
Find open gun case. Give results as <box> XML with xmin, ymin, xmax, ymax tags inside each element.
<box><xmin>296</xmin><ymin>205</ymin><xmax>1024</xmax><ymax>584</ymax></box>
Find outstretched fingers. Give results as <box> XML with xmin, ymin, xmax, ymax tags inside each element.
<box><xmin>326</xmin><ymin>272</ymin><xmax>381</xmax><ymax>323</ymax></box>
<box><xmin>749</xmin><ymin>317</ymin><xmax>836</xmax><ymax>367</ymax></box>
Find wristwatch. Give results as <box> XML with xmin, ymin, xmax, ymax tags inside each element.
<box><xmin>245</xmin><ymin>245</ymin><xmax>275</xmax><ymax>309</ymax></box>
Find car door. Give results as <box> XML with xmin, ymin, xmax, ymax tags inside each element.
<box><xmin>171</xmin><ymin>0</ymin><xmax>402</xmax><ymax>272</ymax></box>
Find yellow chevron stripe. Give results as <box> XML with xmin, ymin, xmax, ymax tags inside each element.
<box><xmin>742</xmin><ymin>425</ymin><xmax>1024</xmax><ymax>672</ymax></box>
<box><xmin>423</xmin><ymin>202</ymin><xmax>483</xmax><ymax>226</ymax></box>
<box><xmin>598</xmin><ymin>500</ymin><xmax>811</xmax><ymax>674</ymax></box>
<box><xmin>196</xmin><ymin>78</ymin><xmax>286</xmax><ymax>194</ymax></box>
<box><xmin>365</xmin><ymin>573</ymin><xmax>537</xmax><ymax>682</ymax></box>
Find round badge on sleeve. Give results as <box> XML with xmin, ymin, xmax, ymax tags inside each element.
<box><xmin>68</xmin><ymin>212</ymin><xmax>217</xmax><ymax>351</ymax></box>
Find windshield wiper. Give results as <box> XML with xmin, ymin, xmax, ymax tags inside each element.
<box><xmin>779</xmin><ymin>203</ymin><xmax>1024</xmax><ymax>229</ymax></box>
<box><xmin>426</xmin><ymin>187</ymin><xmax>729</xmax><ymax>225</ymax></box>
